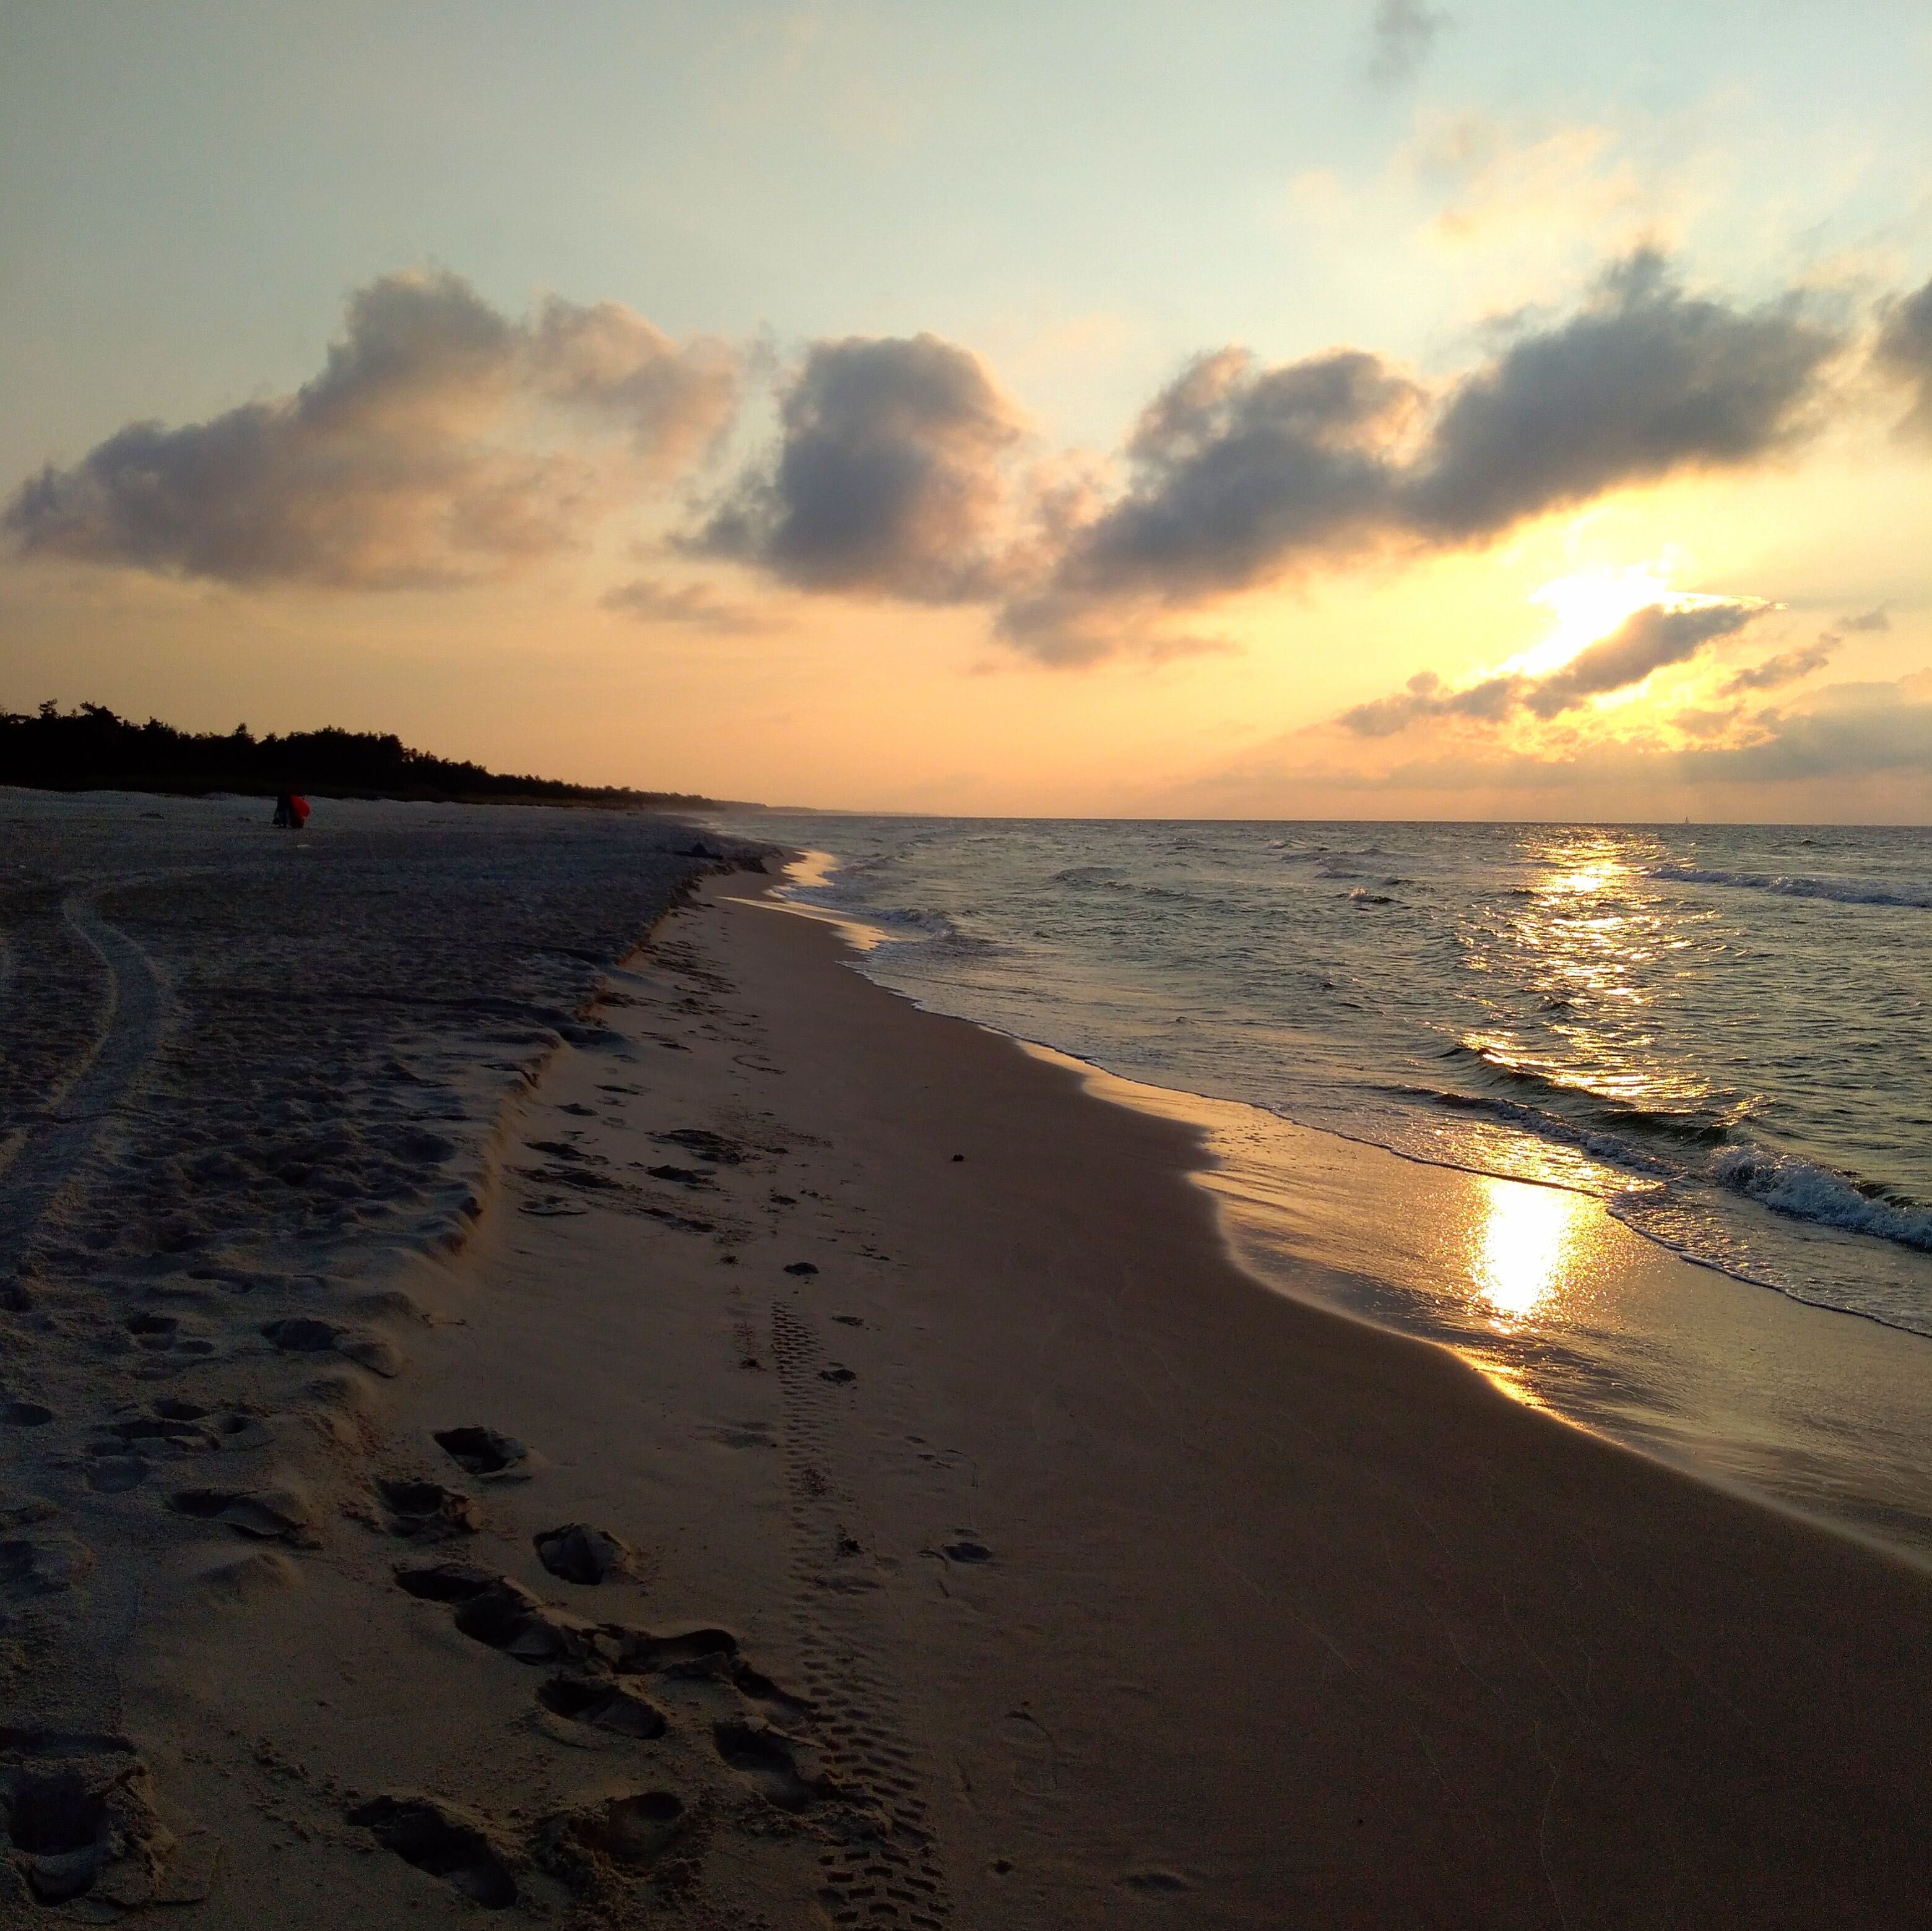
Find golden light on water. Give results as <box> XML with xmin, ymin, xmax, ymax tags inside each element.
<box><xmin>1471</xmin><ymin>1177</ymin><xmax>1591</xmax><ymax>1321</ymax></box>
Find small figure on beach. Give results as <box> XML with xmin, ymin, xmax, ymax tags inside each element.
<box><xmin>271</xmin><ymin>792</ymin><xmax>311</xmax><ymax>829</ymax></box>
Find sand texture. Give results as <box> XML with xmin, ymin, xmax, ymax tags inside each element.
<box><xmin>4</xmin><ymin>816</ymin><xmax>1931</xmax><ymax>1926</ymax></box>
<box><xmin>0</xmin><ymin>791</ymin><xmax>755</xmax><ymax>1916</ymax></box>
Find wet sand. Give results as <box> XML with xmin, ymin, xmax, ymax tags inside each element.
<box><xmin>1061</xmin><ymin>1054</ymin><xmax>1932</xmax><ymax>1560</ymax></box>
<box><xmin>105</xmin><ymin>874</ymin><xmax>1932</xmax><ymax>1927</ymax></box>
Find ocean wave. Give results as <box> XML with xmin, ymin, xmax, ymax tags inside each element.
<box><xmin>1444</xmin><ymin>1041</ymin><xmax>1739</xmax><ymax>1143</ymax></box>
<box><xmin>1650</xmin><ymin>863</ymin><xmax>1932</xmax><ymax>909</ymax></box>
<box><xmin>1707</xmin><ymin>1145</ymin><xmax>1932</xmax><ymax>1251</ymax></box>
<box><xmin>1346</xmin><ymin>888</ymin><xmax>1398</xmax><ymax>906</ymax></box>
<box><xmin>1393</xmin><ymin>1082</ymin><xmax>1676</xmax><ymax>1177</ymax></box>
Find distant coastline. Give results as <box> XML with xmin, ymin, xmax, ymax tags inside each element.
<box><xmin>1</xmin><ymin>701</ymin><xmax>717</xmax><ymax>810</ymax></box>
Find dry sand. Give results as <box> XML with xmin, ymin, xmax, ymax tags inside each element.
<box><xmin>6</xmin><ymin>841</ymin><xmax>1932</xmax><ymax>1926</ymax></box>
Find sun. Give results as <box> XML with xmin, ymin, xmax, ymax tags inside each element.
<box><xmin>1507</xmin><ymin>563</ymin><xmax>1684</xmax><ymax>676</ymax></box>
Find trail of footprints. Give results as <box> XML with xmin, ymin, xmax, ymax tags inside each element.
<box><xmin>357</xmin><ymin>934</ymin><xmax>957</xmax><ymax>1921</ymax></box>
<box><xmin>597</xmin><ymin>939</ymin><xmax>959</xmax><ymax>1923</ymax></box>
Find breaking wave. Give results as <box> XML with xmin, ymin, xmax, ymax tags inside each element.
<box><xmin>1651</xmin><ymin>864</ymin><xmax>1932</xmax><ymax>909</ymax></box>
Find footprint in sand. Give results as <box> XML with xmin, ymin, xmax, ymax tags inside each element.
<box><xmin>645</xmin><ymin>1163</ymin><xmax>713</xmax><ymax>1188</ymax></box>
<box><xmin>433</xmin><ymin>1426</ymin><xmax>529</xmax><ymax>1481</ymax></box>
<box><xmin>1119</xmin><ymin>1870</ymin><xmax>1193</xmax><ymax>1896</ymax></box>
<box><xmin>378</xmin><ymin>1479</ymin><xmax>483</xmax><ymax>1540</ymax></box>
<box><xmin>167</xmin><ymin>1485</ymin><xmax>318</xmax><ymax>1547</ymax></box>
<box><xmin>784</xmin><ymin>1261</ymin><xmax>818</xmax><ymax>1277</ymax></box>
<box><xmin>0</xmin><ymin>1535</ymin><xmax>95</xmax><ymax>1596</ymax></box>
<box><xmin>711</xmin><ymin>1720</ymin><xmax>838</xmax><ymax>1812</ymax></box>
<box><xmin>535</xmin><ymin>1677</ymin><xmax>668</xmax><ymax>1740</ymax></box>
<box><xmin>537</xmin><ymin>1791</ymin><xmax>685</xmax><ymax>1869</ymax></box>
<box><xmin>347</xmin><ymin>1795</ymin><xmax>517</xmax><ymax>1908</ymax></box>
<box><xmin>532</xmin><ymin>1523</ymin><xmax>639</xmax><ymax>1584</ymax></box>
<box><xmin>656</xmin><ymin>1128</ymin><xmax>749</xmax><ymax>1164</ymax></box>
<box><xmin>259</xmin><ymin>1316</ymin><xmax>404</xmax><ymax>1378</ymax></box>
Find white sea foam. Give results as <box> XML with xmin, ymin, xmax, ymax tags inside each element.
<box><xmin>1707</xmin><ymin>1144</ymin><xmax>1932</xmax><ymax>1251</ymax></box>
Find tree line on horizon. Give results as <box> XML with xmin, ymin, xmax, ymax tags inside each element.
<box><xmin>0</xmin><ymin>702</ymin><xmax>708</xmax><ymax>809</ymax></box>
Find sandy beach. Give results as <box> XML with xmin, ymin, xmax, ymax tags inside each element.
<box><xmin>6</xmin><ymin>806</ymin><xmax>1932</xmax><ymax>1925</ymax></box>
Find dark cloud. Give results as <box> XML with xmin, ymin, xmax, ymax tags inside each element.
<box><xmin>1339</xmin><ymin>597</ymin><xmax>1764</xmax><ymax>735</ymax></box>
<box><xmin>1341</xmin><ymin>667</ymin><xmax>1524</xmax><ymax>737</ymax></box>
<box><xmin>1876</xmin><ymin>274</ymin><xmax>1932</xmax><ymax>437</ymax></box>
<box><xmin>1367</xmin><ymin>0</ymin><xmax>1450</xmax><ymax>82</ymax></box>
<box><xmin>1521</xmin><ymin>599</ymin><xmax>1760</xmax><ymax>716</ymax></box>
<box><xmin>695</xmin><ymin>334</ymin><xmax>1023</xmax><ymax>603</ymax></box>
<box><xmin>1720</xmin><ymin>634</ymin><xmax>1837</xmax><ymax>694</ymax></box>
<box><xmin>1842</xmin><ymin>605</ymin><xmax>1891</xmax><ymax>633</ymax></box>
<box><xmin>600</xmin><ymin>576</ymin><xmax>781</xmax><ymax>634</ymax></box>
<box><xmin>1403</xmin><ymin>253</ymin><xmax>1836</xmax><ymax>540</ymax></box>
<box><xmin>4</xmin><ymin>271</ymin><xmax>737</xmax><ymax>589</ymax></box>
<box><xmin>1054</xmin><ymin>348</ymin><xmax>1421</xmax><ymax>600</ymax></box>
<box><xmin>1007</xmin><ymin>254</ymin><xmax>1837</xmax><ymax>661</ymax></box>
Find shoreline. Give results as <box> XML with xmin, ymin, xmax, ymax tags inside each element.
<box><xmin>771</xmin><ymin>868</ymin><xmax>1932</xmax><ymax>1564</ymax></box>
<box><xmin>117</xmin><ymin>871</ymin><xmax>1932</xmax><ymax>1927</ymax></box>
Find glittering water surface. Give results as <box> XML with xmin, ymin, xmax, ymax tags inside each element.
<box><xmin>729</xmin><ymin>814</ymin><xmax>1932</xmax><ymax>1337</ymax></box>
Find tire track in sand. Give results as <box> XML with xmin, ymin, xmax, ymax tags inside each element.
<box><xmin>0</xmin><ymin>891</ymin><xmax>167</xmax><ymax>1277</ymax></box>
<box><xmin>770</xmin><ymin>1297</ymin><xmax>955</xmax><ymax>1929</ymax></box>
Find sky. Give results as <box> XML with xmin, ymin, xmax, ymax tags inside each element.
<box><xmin>4</xmin><ymin>0</ymin><xmax>1931</xmax><ymax>819</ymax></box>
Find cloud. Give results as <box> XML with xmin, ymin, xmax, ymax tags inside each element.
<box><xmin>1401</xmin><ymin>253</ymin><xmax>1835</xmax><ymax>539</ymax></box>
<box><xmin>4</xmin><ymin>271</ymin><xmax>737</xmax><ymax>589</ymax></box>
<box><xmin>1037</xmin><ymin>347</ymin><xmax>1423</xmax><ymax>603</ymax></box>
<box><xmin>1340</xmin><ymin>595</ymin><xmax>1764</xmax><ymax>734</ymax></box>
<box><xmin>1171</xmin><ymin>674</ymin><xmax>1932</xmax><ymax>821</ymax></box>
<box><xmin>694</xmin><ymin>333</ymin><xmax>1024</xmax><ymax>603</ymax></box>
<box><xmin>1876</xmin><ymin>272</ymin><xmax>1932</xmax><ymax>437</ymax></box>
<box><xmin>1676</xmin><ymin>691</ymin><xmax>1932</xmax><ymax>783</ymax></box>
<box><xmin>1720</xmin><ymin>633</ymin><xmax>1838</xmax><ymax>694</ymax></box>
<box><xmin>600</xmin><ymin>576</ymin><xmax>783</xmax><ymax>634</ymax></box>
<box><xmin>1842</xmin><ymin>604</ymin><xmax>1891</xmax><ymax>633</ymax></box>
<box><xmin>1005</xmin><ymin>253</ymin><xmax>1837</xmax><ymax>661</ymax></box>
<box><xmin>1368</xmin><ymin>0</ymin><xmax>1450</xmax><ymax>83</ymax></box>
<box><xmin>1520</xmin><ymin>598</ymin><xmax>1761</xmax><ymax>715</ymax></box>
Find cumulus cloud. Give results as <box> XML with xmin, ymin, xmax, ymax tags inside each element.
<box><xmin>1368</xmin><ymin>0</ymin><xmax>1450</xmax><ymax>83</ymax></box>
<box><xmin>694</xmin><ymin>333</ymin><xmax>1023</xmax><ymax>603</ymax></box>
<box><xmin>1842</xmin><ymin>604</ymin><xmax>1891</xmax><ymax>633</ymax></box>
<box><xmin>1876</xmin><ymin>273</ymin><xmax>1932</xmax><ymax>437</ymax></box>
<box><xmin>1002</xmin><ymin>253</ymin><xmax>1837</xmax><ymax>660</ymax></box>
<box><xmin>1402</xmin><ymin>253</ymin><xmax>1835</xmax><ymax>539</ymax></box>
<box><xmin>1720</xmin><ymin>634</ymin><xmax>1837</xmax><ymax>694</ymax></box>
<box><xmin>600</xmin><ymin>576</ymin><xmax>782</xmax><ymax>634</ymax></box>
<box><xmin>4</xmin><ymin>271</ymin><xmax>737</xmax><ymax>589</ymax></box>
<box><xmin>1339</xmin><ymin>596</ymin><xmax>1765</xmax><ymax>735</ymax></box>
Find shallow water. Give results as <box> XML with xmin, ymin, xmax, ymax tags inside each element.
<box><xmin>724</xmin><ymin>811</ymin><xmax>1932</xmax><ymax>1556</ymax></box>
<box><xmin>733</xmin><ymin>816</ymin><xmax>1932</xmax><ymax>1333</ymax></box>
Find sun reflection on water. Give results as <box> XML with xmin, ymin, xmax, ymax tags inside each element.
<box><xmin>1471</xmin><ymin>1177</ymin><xmax>1590</xmax><ymax>1322</ymax></box>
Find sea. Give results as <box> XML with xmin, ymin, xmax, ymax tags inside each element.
<box><xmin>720</xmin><ymin>813</ymin><xmax>1932</xmax><ymax>1550</ymax></box>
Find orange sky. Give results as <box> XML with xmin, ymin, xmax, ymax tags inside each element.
<box><xmin>4</xmin><ymin>3</ymin><xmax>1930</xmax><ymax>819</ymax></box>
